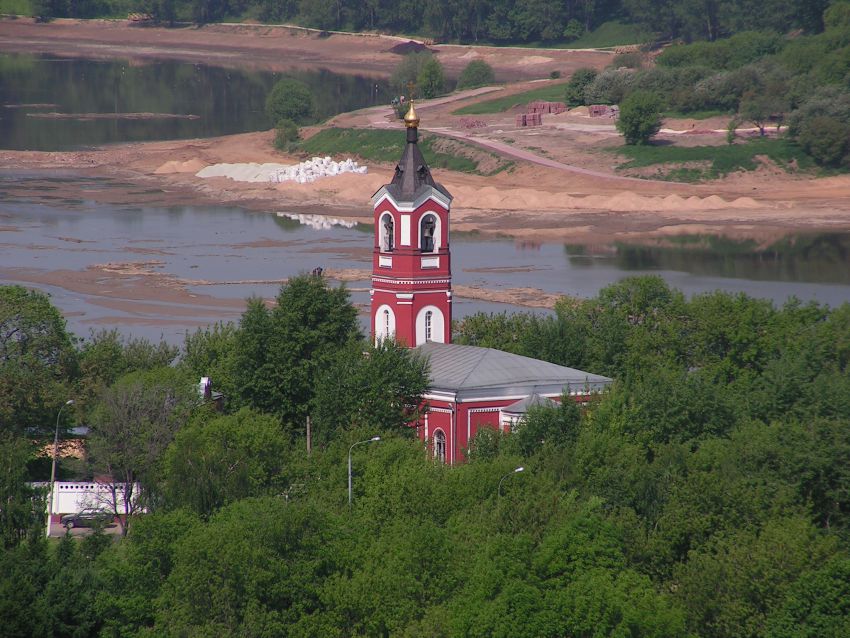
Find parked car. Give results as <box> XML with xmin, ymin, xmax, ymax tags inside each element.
<box><xmin>61</xmin><ymin>508</ymin><xmax>113</xmax><ymax>529</ymax></box>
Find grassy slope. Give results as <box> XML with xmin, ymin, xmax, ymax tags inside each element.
<box><xmin>561</xmin><ymin>21</ymin><xmax>650</xmax><ymax>49</ymax></box>
<box><xmin>452</xmin><ymin>83</ymin><xmax>568</xmax><ymax>115</ymax></box>
<box><xmin>612</xmin><ymin>137</ymin><xmax>815</xmax><ymax>181</ymax></box>
<box><xmin>299</xmin><ymin>127</ymin><xmax>512</xmax><ymax>175</ymax></box>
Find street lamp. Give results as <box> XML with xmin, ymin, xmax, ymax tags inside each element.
<box><xmin>498</xmin><ymin>466</ymin><xmax>525</xmax><ymax>497</ymax></box>
<box><xmin>348</xmin><ymin>436</ymin><xmax>381</xmax><ymax>507</ymax></box>
<box><xmin>46</xmin><ymin>399</ymin><xmax>74</xmax><ymax>538</ymax></box>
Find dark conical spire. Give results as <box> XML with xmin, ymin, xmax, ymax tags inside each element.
<box><xmin>386</xmin><ymin>102</ymin><xmax>451</xmax><ymax>202</ymax></box>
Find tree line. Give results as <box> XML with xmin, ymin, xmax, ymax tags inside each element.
<box><xmin>31</xmin><ymin>0</ymin><xmax>834</xmax><ymax>45</ymax></box>
<box><xmin>1</xmin><ymin>273</ymin><xmax>850</xmax><ymax>636</ymax></box>
<box><xmin>560</xmin><ymin>10</ymin><xmax>850</xmax><ymax>163</ymax></box>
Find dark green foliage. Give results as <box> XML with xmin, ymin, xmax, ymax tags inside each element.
<box><xmin>162</xmin><ymin>408</ymin><xmax>288</xmax><ymax>516</ymax></box>
<box><xmin>231</xmin><ymin>274</ymin><xmax>359</xmax><ymax>431</ymax></box>
<box><xmin>0</xmin><ymin>433</ymin><xmax>42</xmax><ymax>547</ymax></box>
<box><xmin>264</xmin><ymin>78</ymin><xmax>315</xmax><ymax>126</ymax></box>
<box><xmin>391</xmin><ymin>52</ymin><xmax>433</xmax><ymax>96</ymax></box>
<box><xmin>563</xmin><ymin>67</ymin><xmax>597</xmax><ymax>107</ymax></box>
<box><xmin>311</xmin><ymin>339</ymin><xmax>430</xmax><ymax>444</ymax></box>
<box><xmin>617</xmin><ymin>89</ymin><xmax>662</xmax><ymax>144</ymax></box>
<box><xmin>88</xmin><ymin>367</ymin><xmax>196</xmax><ymax>534</ymax></box>
<box><xmin>417</xmin><ymin>57</ymin><xmax>445</xmax><ymax>99</ymax></box>
<box><xmin>5</xmin><ymin>276</ymin><xmax>850</xmax><ymax>637</ymax></box>
<box><xmin>798</xmin><ymin>115</ymin><xmax>850</xmax><ymax>166</ymax></box>
<box><xmin>0</xmin><ymin>285</ymin><xmax>77</xmax><ymax>437</ymax></box>
<box><xmin>766</xmin><ymin>557</ymin><xmax>850</xmax><ymax>638</ymax></box>
<box><xmin>457</xmin><ymin>59</ymin><xmax>496</xmax><ymax>90</ymax></box>
<box><xmin>272</xmin><ymin>117</ymin><xmax>299</xmax><ymax>150</ymax></box>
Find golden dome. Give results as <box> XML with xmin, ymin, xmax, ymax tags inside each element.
<box><xmin>403</xmin><ymin>101</ymin><xmax>420</xmax><ymax>128</ymax></box>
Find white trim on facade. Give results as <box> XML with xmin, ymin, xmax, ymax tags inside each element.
<box><xmin>372</xmin><ymin>187</ymin><xmax>453</xmax><ymax>213</ymax></box>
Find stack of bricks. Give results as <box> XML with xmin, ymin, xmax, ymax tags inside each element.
<box><xmin>515</xmin><ymin>113</ymin><xmax>543</xmax><ymax>127</ymax></box>
<box><xmin>526</xmin><ymin>101</ymin><xmax>567</xmax><ymax>115</ymax></box>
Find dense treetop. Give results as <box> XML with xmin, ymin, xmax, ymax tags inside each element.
<box><xmin>2</xmin><ymin>274</ymin><xmax>850</xmax><ymax>636</ymax></box>
<box><xmin>30</xmin><ymin>0</ymin><xmax>833</xmax><ymax>44</ymax></box>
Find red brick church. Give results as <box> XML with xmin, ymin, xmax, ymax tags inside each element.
<box><xmin>370</xmin><ymin>102</ymin><xmax>611</xmax><ymax>464</ymax></box>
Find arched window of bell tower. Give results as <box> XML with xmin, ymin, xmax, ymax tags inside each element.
<box><xmin>419</xmin><ymin>213</ymin><xmax>440</xmax><ymax>253</ymax></box>
<box><xmin>379</xmin><ymin>212</ymin><xmax>394</xmax><ymax>252</ymax></box>
<box><xmin>416</xmin><ymin>306</ymin><xmax>444</xmax><ymax>345</ymax></box>
<box><xmin>375</xmin><ymin>304</ymin><xmax>396</xmax><ymax>344</ymax></box>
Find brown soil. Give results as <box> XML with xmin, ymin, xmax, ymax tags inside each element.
<box><xmin>4</xmin><ymin>18</ymin><xmax>850</xmax><ymax>326</ymax></box>
<box><xmin>0</xmin><ymin>18</ymin><xmax>612</xmax><ymax>81</ymax></box>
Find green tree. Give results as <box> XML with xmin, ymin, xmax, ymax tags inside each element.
<box><xmin>88</xmin><ymin>367</ymin><xmax>196</xmax><ymax>535</ymax></box>
<box><xmin>564</xmin><ymin>67</ymin><xmax>597</xmax><ymax>107</ymax></box>
<box><xmin>162</xmin><ymin>408</ymin><xmax>288</xmax><ymax>517</ymax></box>
<box><xmin>739</xmin><ymin>87</ymin><xmax>788</xmax><ymax>136</ymax></box>
<box><xmin>273</xmin><ymin>117</ymin><xmax>300</xmax><ymax>150</ymax></box>
<box><xmin>232</xmin><ymin>274</ymin><xmax>359</xmax><ymax>431</ymax></box>
<box><xmin>0</xmin><ymin>433</ymin><xmax>42</xmax><ymax>547</ymax></box>
<box><xmin>798</xmin><ymin>115</ymin><xmax>850</xmax><ymax>166</ymax></box>
<box><xmin>0</xmin><ymin>285</ymin><xmax>77</xmax><ymax>437</ymax></box>
<box><xmin>766</xmin><ymin>558</ymin><xmax>850</xmax><ymax>638</ymax></box>
<box><xmin>457</xmin><ymin>59</ymin><xmax>496</xmax><ymax>89</ymax></box>
<box><xmin>180</xmin><ymin>321</ymin><xmax>237</xmax><ymax>405</ymax></box>
<box><xmin>391</xmin><ymin>52</ymin><xmax>433</xmax><ymax>95</ymax></box>
<box><xmin>674</xmin><ymin>517</ymin><xmax>838</xmax><ymax>638</ymax></box>
<box><xmin>616</xmin><ymin>89</ymin><xmax>662</xmax><ymax>145</ymax></box>
<box><xmin>311</xmin><ymin>338</ymin><xmax>430</xmax><ymax>444</ymax></box>
<box><xmin>417</xmin><ymin>57</ymin><xmax>445</xmax><ymax>99</ymax></box>
<box><xmin>265</xmin><ymin>78</ymin><xmax>315</xmax><ymax>126</ymax></box>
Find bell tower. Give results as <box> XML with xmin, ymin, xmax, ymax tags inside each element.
<box><xmin>371</xmin><ymin>101</ymin><xmax>453</xmax><ymax>347</ymax></box>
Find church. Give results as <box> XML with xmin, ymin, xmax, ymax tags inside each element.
<box><xmin>370</xmin><ymin>102</ymin><xmax>612</xmax><ymax>464</ymax></box>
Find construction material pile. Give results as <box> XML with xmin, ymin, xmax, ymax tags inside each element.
<box><xmin>196</xmin><ymin>157</ymin><xmax>367</xmax><ymax>184</ymax></box>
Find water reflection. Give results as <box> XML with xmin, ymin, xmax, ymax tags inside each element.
<box><xmin>0</xmin><ymin>53</ymin><xmax>388</xmax><ymax>150</ymax></box>
<box><xmin>565</xmin><ymin>234</ymin><xmax>850</xmax><ymax>285</ymax></box>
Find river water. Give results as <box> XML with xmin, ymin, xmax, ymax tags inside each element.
<box><xmin>2</xmin><ymin>171</ymin><xmax>850</xmax><ymax>344</ymax></box>
<box><xmin>0</xmin><ymin>52</ymin><xmax>388</xmax><ymax>150</ymax></box>
<box><xmin>3</xmin><ymin>53</ymin><xmax>850</xmax><ymax>344</ymax></box>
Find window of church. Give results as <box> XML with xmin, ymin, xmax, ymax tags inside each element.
<box><xmin>384</xmin><ymin>309</ymin><xmax>391</xmax><ymax>336</ymax></box>
<box><xmin>380</xmin><ymin>213</ymin><xmax>394</xmax><ymax>252</ymax></box>
<box><xmin>425</xmin><ymin>311</ymin><xmax>433</xmax><ymax>341</ymax></box>
<box><xmin>434</xmin><ymin>430</ymin><xmax>446</xmax><ymax>463</ymax></box>
<box><xmin>420</xmin><ymin>214</ymin><xmax>436</xmax><ymax>253</ymax></box>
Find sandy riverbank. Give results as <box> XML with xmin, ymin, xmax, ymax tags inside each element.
<box><xmin>5</xmin><ymin>17</ymin><xmax>850</xmax><ymax>244</ymax></box>
<box><xmin>4</xmin><ymin>18</ymin><xmax>850</xmax><ymax>339</ymax></box>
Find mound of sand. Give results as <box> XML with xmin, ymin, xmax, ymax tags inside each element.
<box><xmin>154</xmin><ymin>158</ymin><xmax>207</xmax><ymax>174</ymax></box>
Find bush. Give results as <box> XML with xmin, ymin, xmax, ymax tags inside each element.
<box><xmin>457</xmin><ymin>59</ymin><xmax>495</xmax><ymax>90</ymax></box>
<box><xmin>798</xmin><ymin>116</ymin><xmax>850</xmax><ymax>166</ymax></box>
<box><xmin>265</xmin><ymin>78</ymin><xmax>315</xmax><ymax>126</ymax></box>
<box><xmin>564</xmin><ymin>67</ymin><xmax>597</xmax><ymax>107</ymax></box>
<box><xmin>584</xmin><ymin>68</ymin><xmax>636</xmax><ymax>105</ymax></box>
<box><xmin>391</xmin><ymin>52</ymin><xmax>432</xmax><ymax>95</ymax></box>
<box><xmin>787</xmin><ymin>86</ymin><xmax>850</xmax><ymax>137</ymax></box>
<box><xmin>273</xmin><ymin>119</ymin><xmax>299</xmax><ymax>151</ymax></box>
<box><xmin>616</xmin><ymin>90</ymin><xmax>662</xmax><ymax>145</ymax></box>
<box><xmin>612</xmin><ymin>51</ymin><xmax>644</xmax><ymax>69</ymax></box>
<box><xmin>417</xmin><ymin>57</ymin><xmax>445</xmax><ymax>99</ymax></box>
<box><xmin>563</xmin><ymin>18</ymin><xmax>584</xmax><ymax>42</ymax></box>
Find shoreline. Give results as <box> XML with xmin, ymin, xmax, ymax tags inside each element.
<box><xmin>4</xmin><ymin>17</ymin><xmax>850</xmax><ymax>245</ymax></box>
<box><xmin>4</xmin><ymin>18</ymin><xmax>850</xmax><ymax>339</ymax></box>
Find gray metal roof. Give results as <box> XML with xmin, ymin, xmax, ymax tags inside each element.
<box><xmin>503</xmin><ymin>393</ymin><xmax>557</xmax><ymax>414</ymax></box>
<box><xmin>416</xmin><ymin>342</ymin><xmax>612</xmax><ymax>400</ymax></box>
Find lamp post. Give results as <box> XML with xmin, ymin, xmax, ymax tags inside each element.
<box><xmin>498</xmin><ymin>466</ymin><xmax>524</xmax><ymax>497</ymax></box>
<box><xmin>46</xmin><ymin>399</ymin><xmax>74</xmax><ymax>538</ymax></box>
<box><xmin>348</xmin><ymin>436</ymin><xmax>381</xmax><ymax>507</ymax></box>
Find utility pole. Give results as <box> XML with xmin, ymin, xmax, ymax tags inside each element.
<box><xmin>306</xmin><ymin>416</ymin><xmax>312</xmax><ymax>456</ymax></box>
